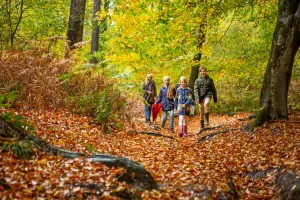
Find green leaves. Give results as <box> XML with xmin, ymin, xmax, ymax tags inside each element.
<box><xmin>0</xmin><ymin>112</ymin><xmax>34</xmax><ymax>133</ymax></box>
<box><xmin>0</xmin><ymin>91</ymin><xmax>19</xmax><ymax>108</ymax></box>
<box><xmin>3</xmin><ymin>141</ymin><xmax>33</xmax><ymax>160</ymax></box>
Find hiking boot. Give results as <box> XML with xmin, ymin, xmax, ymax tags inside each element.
<box><xmin>200</xmin><ymin>120</ymin><xmax>205</xmax><ymax>129</ymax></box>
<box><xmin>161</xmin><ymin>121</ymin><xmax>166</xmax><ymax>128</ymax></box>
<box><xmin>179</xmin><ymin>125</ymin><xmax>183</xmax><ymax>137</ymax></box>
<box><xmin>169</xmin><ymin>128</ymin><xmax>174</xmax><ymax>133</ymax></box>
<box><xmin>205</xmin><ymin>113</ymin><xmax>210</xmax><ymax>126</ymax></box>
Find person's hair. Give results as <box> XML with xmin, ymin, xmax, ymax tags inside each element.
<box><xmin>199</xmin><ymin>66</ymin><xmax>207</xmax><ymax>72</ymax></box>
<box><xmin>163</xmin><ymin>76</ymin><xmax>170</xmax><ymax>81</ymax></box>
<box><xmin>167</xmin><ymin>85</ymin><xmax>175</xmax><ymax>99</ymax></box>
<box><xmin>179</xmin><ymin>76</ymin><xmax>187</xmax><ymax>83</ymax></box>
<box><xmin>145</xmin><ymin>73</ymin><xmax>152</xmax><ymax>84</ymax></box>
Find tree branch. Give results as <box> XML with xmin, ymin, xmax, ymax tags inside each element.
<box><xmin>214</xmin><ymin>11</ymin><xmax>235</xmax><ymax>46</ymax></box>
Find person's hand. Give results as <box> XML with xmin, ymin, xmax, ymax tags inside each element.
<box><xmin>148</xmin><ymin>91</ymin><xmax>152</xmax><ymax>94</ymax></box>
<box><xmin>181</xmin><ymin>104</ymin><xmax>186</xmax><ymax>108</ymax></box>
<box><xmin>195</xmin><ymin>99</ymin><xmax>199</xmax><ymax>104</ymax></box>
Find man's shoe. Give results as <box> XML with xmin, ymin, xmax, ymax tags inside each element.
<box><xmin>200</xmin><ymin>120</ymin><xmax>205</xmax><ymax>129</ymax></box>
<box><xmin>205</xmin><ymin>113</ymin><xmax>210</xmax><ymax>126</ymax></box>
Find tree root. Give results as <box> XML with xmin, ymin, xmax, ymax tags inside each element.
<box><xmin>194</xmin><ymin>128</ymin><xmax>240</xmax><ymax>144</ymax></box>
<box><xmin>138</xmin><ymin>131</ymin><xmax>177</xmax><ymax>140</ymax></box>
<box><xmin>185</xmin><ymin>125</ymin><xmax>224</xmax><ymax>137</ymax></box>
<box><xmin>0</xmin><ymin>118</ymin><xmax>158</xmax><ymax>191</ymax></box>
<box><xmin>237</xmin><ymin>113</ymin><xmax>256</xmax><ymax>121</ymax></box>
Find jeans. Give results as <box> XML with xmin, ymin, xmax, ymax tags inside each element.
<box><xmin>162</xmin><ymin>109</ymin><xmax>174</xmax><ymax>128</ymax></box>
<box><xmin>144</xmin><ymin>104</ymin><xmax>152</xmax><ymax>122</ymax></box>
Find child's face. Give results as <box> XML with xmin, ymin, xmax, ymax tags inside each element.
<box><xmin>180</xmin><ymin>80</ymin><xmax>187</xmax><ymax>88</ymax></box>
<box><xmin>200</xmin><ymin>69</ymin><xmax>206</xmax><ymax>78</ymax></box>
<box><xmin>147</xmin><ymin>76</ymin><xmax>152</xmax><ymax>82</ymax></box>
<box><xmin>164</xmin><ymin>79</ymin><xmax>170</xmax><ymax>86</ymax></box>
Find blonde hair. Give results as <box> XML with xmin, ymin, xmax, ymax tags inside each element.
<box><xmin>163</xmin><ymin>76</ymin><xmax>170</xmax><ymax>81</ymax></box>
<box><xmin>145</xmin><ymin>73</ymin><xmax>152</xmax><ymax>84</ymax></box>
<box><xmin>179</xmin><ymin>76</ymin><xmax>187</xmax><ymax>83</ymax></box>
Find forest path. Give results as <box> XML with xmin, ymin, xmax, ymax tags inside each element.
<box><xmin>1</xmin><ymin>106</ymin><xmax>299</xmax><ymax>199</ymax></box>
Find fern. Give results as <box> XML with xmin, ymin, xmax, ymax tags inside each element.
<box><xmin>0</xmin><ymin>90</ymin><xmax>19</xmax><ymax>108</ymax></box>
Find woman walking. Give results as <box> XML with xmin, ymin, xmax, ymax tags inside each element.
<box><xmin>142</xmin><ymin>73</ymin><xmax>157</xmax><ymax>122</ymax></box>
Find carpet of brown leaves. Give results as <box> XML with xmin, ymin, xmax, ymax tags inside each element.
<box><xmin>1</xmin><ymin>105</ymin><xmax>299</xmax><ymax>199</ymax></box>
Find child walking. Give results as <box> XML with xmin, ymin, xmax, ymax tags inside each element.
<box><xmin>175</xmin><ymin>76</ymin><xmax>193</xmax><ymax>137</ymax></box>
<box><xmin>156</xmin><ymin>76</ymin><xmax>176</xmax><ymax>133</ymax></box>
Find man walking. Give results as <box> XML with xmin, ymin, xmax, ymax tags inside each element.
<box><xmin>194</xmin><ymin>67</ymin><xmax>217</xmax><ymax>129</ymax></box>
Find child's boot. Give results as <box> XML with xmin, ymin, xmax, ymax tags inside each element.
<box><xmin>179</xmin><ymin>126</ymin><xmax>183</xmax><ymax>137</ymax></box>
<box><xmin>183</xmin><ymin>125</ymin><xmax>188</xmax><ymax>136</ymax></box>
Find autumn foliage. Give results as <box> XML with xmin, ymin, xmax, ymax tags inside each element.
<box><xmin>1</xmin><ymin>0</ymin><xmax>300</xmax><ymax>198</ymax></box>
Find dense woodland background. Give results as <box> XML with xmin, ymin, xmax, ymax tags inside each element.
<box><xmin>0</xmin><ymin>0</ymin><xmax>300</xmax><ymax>199</ymax></box>
<box><xmin>1</xmin><ymin>0</ymin><xmax>299</xmax><ymax>113</ymax></box>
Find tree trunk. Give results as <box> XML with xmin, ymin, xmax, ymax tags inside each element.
<box><xmin>2</xmin><ymin>0</ymin><xmax>25</xmax><ymax>49</ymax></box>
<box><xmin>67</xmin><ymin>0</ymin><xmax>86</xmax><ymax>47</ymax></box>
<box><xmin>90</xmin><ymin>0</ymin><xmax>101</xmax><ymax>64</ymax></box>
<box><xmin>258</xmin><ymin>0</ymin><xmax>300</xmax><ymax>124</ymax></box>
<box><xmin>101</xmin><ymin>0</ymin><xmax>109</xmax><ymax>33</ymax></box>
<box><xmin>189</xmin><ymin>19</ymin><xmax>207</xmax><ymax>97</ymax></box>
<box><xmin>188</xmin><ymin>54</ymin><xmax>201</xmax><ymax>94</ymax></box>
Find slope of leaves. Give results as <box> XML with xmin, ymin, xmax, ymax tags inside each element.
<box><xmin>0</xmin><ymin>104</ymin><xmax>299</xmax><ymax>199</ymax></box>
